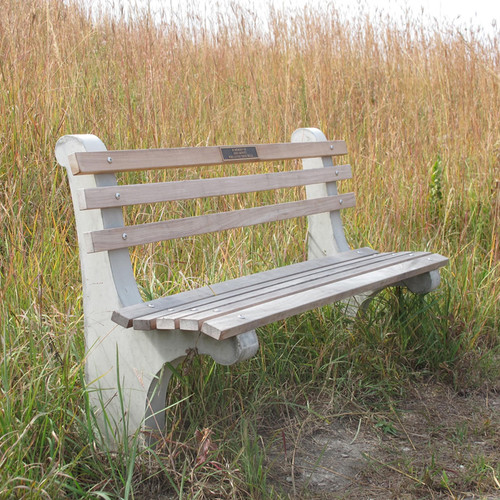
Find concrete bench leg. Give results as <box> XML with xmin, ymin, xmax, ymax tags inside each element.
<box><xmin>345</xmin><ymin>270</ymin><xmax>442</xmax><ymax>321</ymax></box>
<box><xmin>142</xmin><ymin>331</ymin><xmax>259</xmax><ymax>445</ymax></box>
<box><xmin>354</xmin><ymin>270</ymin><xmax>441</xmax><ymax>315</ymax></box>
<box><xmin>403</xmin><ymin>270</ymin><xmax>441</xmax><ymax>294</ymax></box>
<box><xmin>291</xmin><ymin>127</ymin><xmax>351</xmax><ymax>259</ymax></box>
<box><xmin>87</xmin><ymin>325</ymin><xmax>259</xmax><ymax>448</ymax></box>
<box><xmin>56</xmin><ymin>134</ymin><xmax>259</xmax><ymax>448</ymax></box>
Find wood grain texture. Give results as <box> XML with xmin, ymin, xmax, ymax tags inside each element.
<box><xmin>162</xmin><ymin>252</ymin><xmax>425</xmax><ymax>331</ymax></box>
<box><xmin>149</xmin><ymin>251</ymin><xmax>394</xmax><ymax>330</ymax></box>
<box><xmin>86</xmin><ymin>193</ymin><xmax>355</xmax><ymax>253</ymax></box>
<box><xmin>199</xmin><ymin>253</ymin><xmax>449</xmax><ymax>340</ymax></box>
<box><xmin>113</xmin><ymin>247</ymin><xmax>377</xmax><ymax>328</ymax></box>
<box><xmin>69</xmin><ymin>141</ymin><xmax>348</xmax><ymax>175</ymax></box>
<box><xmin>79</xmin><ymin>165</ymin><xmax>352</xmax><ymax>210</ymax></box>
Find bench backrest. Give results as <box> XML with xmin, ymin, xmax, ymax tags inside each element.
<box><xmin>69</xmin><ymin>140</ymin><xmax>355</xmax><ymax>254</ymax></box>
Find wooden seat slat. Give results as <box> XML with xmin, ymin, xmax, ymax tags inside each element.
<box><xmin>165</xmin><ymin>252</ymin><xmax>427</xmax><ymax>331</ymax></box>
<box><xmin>79</xmin><ymin>165</ymin><xmax>352</xmax><ymax>210</ymax></box>
<box><xmin>69</xmin><ymin>140</ymin><xmax>348</xmax><ymax>175</ymax></box>
<box><xmin>86</xmin><ymin>193</ymin><xmax>355</xmax><ymax>253</ymax></box>
<box><xmin>197</xmin><ymin>253</ymin><xmax>449</xmax><ymax>340</ymax></box>
<box><xmin>133</xmin><ymin>250</ymin><xmax>389</xmax><ymax>330</ymax></box>
<box><xmin>115</xmin><ymin>247</ymin><xmax>377</xmax><ymax>329</ymax></box>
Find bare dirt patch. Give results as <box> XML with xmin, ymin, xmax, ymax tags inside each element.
<box><xmin>265</xmin><ymin>382</ymin><xmax>500</xmax><ymax>499</ymax></box>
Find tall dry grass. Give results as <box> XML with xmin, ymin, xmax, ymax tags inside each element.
<box><xmin>0</xmin><ymin>0</ymin><xmax>499</xmax><ymax>496</ymax></box>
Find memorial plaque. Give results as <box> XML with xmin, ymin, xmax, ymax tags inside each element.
<box><xmin>220</xmin><ymin>146</ymin><xmax>259</xmax><ymax>161</ymax></box>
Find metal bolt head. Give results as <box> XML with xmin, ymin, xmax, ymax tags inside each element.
<box><xmin>238</xmin><ymin>314</ymin><xmax>246</xmax><ymax>319</ymax></box>
<box><xmin>335</xmin><ymin>170</ymin><xmax>339</xmax><ymax>176</ymax></box>
<box><xmin>115</xmin><ymin>192</ymin><xmax>121</xmax><ymax>200</ymax></box>
<box><xmin>339</xmin><ymin>199</ymin><xmax>343</xmax><ymax>204</ymax></box>
<box><xmin>107</xmin><ymin>157</ymin><xmax>113</xmax><ymax>163</ymax></box>
<box><xmin>148</xmin><ymin>304</ymin><xmax>155</xmax><ymax>308</ymax></box>
<box><xmin>330</xmin><ymin>145</ymin><xmax>334</xmax><ymax>150</ymax></box>
<box><xmin>122</xmin><ymin>233</ymin><xmax>127</xmax><ymax>240</ymax></box>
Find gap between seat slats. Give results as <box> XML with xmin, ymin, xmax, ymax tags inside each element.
<box><xmin>149</xmin><ymin>251</ymin><xmax>427</xmax><ymax>331</ymax></box>
<box><xmin>112</xmin><ymin>247</ymin><xmax>377</xmax><ymax>328</ymax></box>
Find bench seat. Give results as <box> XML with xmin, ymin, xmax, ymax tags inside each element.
<box><xmin>113</xmin><ymin>248</ymin><xmax>447</xmax><ymax>340</ymax></box>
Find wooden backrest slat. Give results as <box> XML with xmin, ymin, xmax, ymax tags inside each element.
<box><xmin>85</xmin><ymin>193</ymin><xmax>355</xmax><ymax>253</ymax></box>
<box><xmin>69</xmin><ymin>141</ymin><xmax>347</xmax><ymax>175</ymax></box>
<box><xmin>79</xmin><ymin>165</ymin><xmax>352</xmax><ymax>210</ymax></box>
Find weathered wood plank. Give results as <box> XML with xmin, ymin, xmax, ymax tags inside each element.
<box><xmin>174</xmin><ymin>252</ymin><xmax>428</xmax><ymax>331</ymax></box>
<box><xmin>86</xmin><ymin>193</ymin><xmax>355</xmax><ymax>253</ymax></box>
<box><xmin>113</xmin><ymin>247</ymin><xmax>377</xmax><ymax>328</ymax></box>
<box><xmin>69</xmin><ymin>141</ymin><xmax>348</xmax><ymax>175</ymax></box>
<box><xmin>155</xmin><ymin>252</ymin><xmax>413</xmax><ymax>330</ymax></box>
<box><xmin>135</xmin><ymin>250</ymin><xmax>381</xmax><ymax>329</ymax></box>
<box><xmin>79</xmin><ymin>165</ymin><xmax>352</xmax><ymax>210</ymax></box>
<box><xmin>199</xmin><ymin>254</ymin><xmax>449</xmax><ymax>340</ymax></box>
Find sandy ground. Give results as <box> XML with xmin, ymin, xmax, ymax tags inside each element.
<box><xmin>266</xmin><ymin>382</ymin><xmax>500</xmax><ymax>499</ymax></box>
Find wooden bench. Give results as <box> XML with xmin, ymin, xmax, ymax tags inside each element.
<box><xmin>55</xmin><ymin>128</ymin><xmax>448</xmax><ymax>445</ymax></box>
